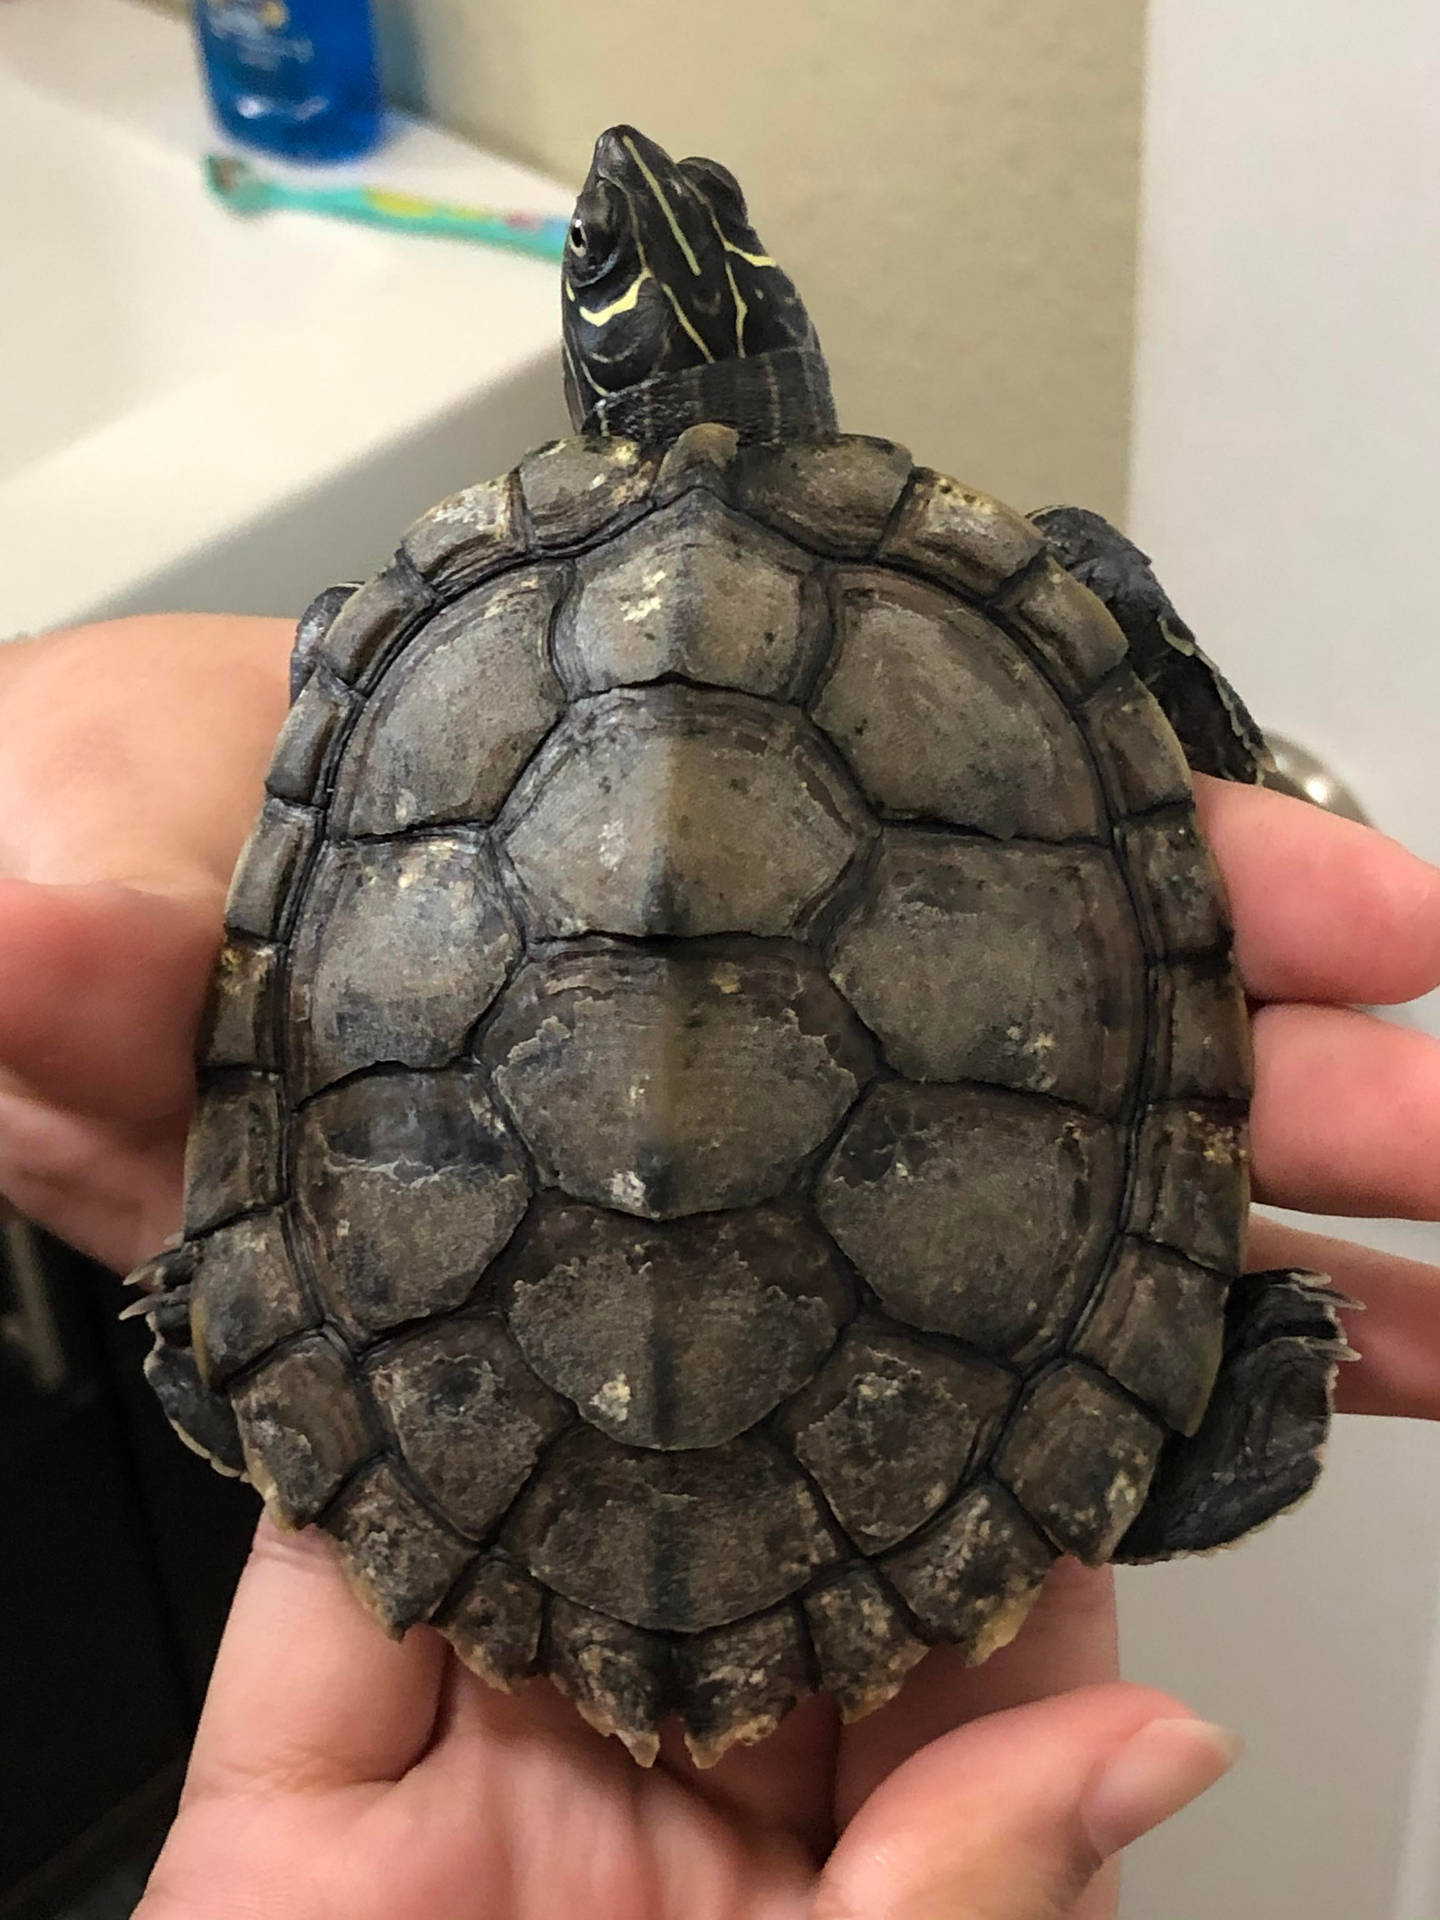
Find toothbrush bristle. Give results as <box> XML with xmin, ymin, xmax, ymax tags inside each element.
<box><xmin>205</xmin><ymin>154</ymin><xmax>256</xmax><ymax>200</ymax></box>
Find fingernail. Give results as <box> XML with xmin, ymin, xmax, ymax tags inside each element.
<box><xmin>1083</xmin><ymin>1717</ymin><xmax>1245</xmax><ymax>1857</ymax></box>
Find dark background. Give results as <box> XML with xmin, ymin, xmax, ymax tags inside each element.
<box><xmin>0</xmin><ymin>1218</ymin><xmax>257</xmax><ymax>1920</ymax></box>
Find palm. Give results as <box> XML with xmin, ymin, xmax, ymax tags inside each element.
<box><xmin>228</xmin><ymin>1681</ymin><xmax>822</xmax><ymax>1920</ymax></box>
<box><xmin>144</xmin><ymin>1524</ymin><xmax>1132</xmax><ymax>1920</ymax></box>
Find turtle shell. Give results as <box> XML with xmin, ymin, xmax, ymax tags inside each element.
<box><xmin>139</xmin><ymin>424</ymin><xmax>1250</xmax><ymax>1767</ymax></box>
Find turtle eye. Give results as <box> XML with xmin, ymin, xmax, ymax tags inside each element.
<box><xmin>566</xmin><ymin>182</ymin><xmax>623</xmax><ymax>285</ymax></box>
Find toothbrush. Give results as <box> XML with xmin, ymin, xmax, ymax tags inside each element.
<box><xmin>204</xmin><ymin>154</ymin><xmax>568</xmax><ymax>261</ymax></box>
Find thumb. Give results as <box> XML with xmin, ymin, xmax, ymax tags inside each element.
<box><xmin>0</xmin><ymin>877</ymin><xmax>220</xmax><ymax>1120</ymax></box>
<box><xmin>814</xmin><ymin>1682</ymin><xmax>1241</xmax><ymax>1920</ymax></box>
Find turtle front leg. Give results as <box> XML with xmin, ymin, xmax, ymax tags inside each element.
<box><xmin>1115</xmin><ymin>1268</ymin><xmax>1355</xmax><ymax>1561</ymax></box>
<box><xmin>1031</xmin><ymin>505</ymin><xmax>1271</xmax><ymax>784</ymax></box>
<box><xmin>289</xmin><ymin>582</ymin><xmax>361</xmax><ymax>701</ymax></box>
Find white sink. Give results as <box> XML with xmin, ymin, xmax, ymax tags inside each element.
<box><xmin>0</xmin><ymin>0</ymin><xmax>574</xmax><ymax>633</ymax></box>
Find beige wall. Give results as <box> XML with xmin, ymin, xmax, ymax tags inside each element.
<box><xmin>380</xmin><ymin>0</ymin><xmax>1146</xmax><ymax>519</ymax></box>
<box><xmin>169</xmin><ymin>0</ymin><xmax>1148</xmax><ymax>518</ymax></box>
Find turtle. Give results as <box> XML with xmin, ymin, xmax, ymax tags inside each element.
<box><xmin>126</xmin><ymin>124</ymin><xmax>1351</xmax><ymax>1769</ymax></box>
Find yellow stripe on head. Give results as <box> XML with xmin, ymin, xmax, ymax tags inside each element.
<box><xmin>622</xmin><ymin>133</ymin><xmax>702</xmax><ymax>277</ymax></box>
<box><xmin>722</xmin><ymin>241</ymin><xmax>777</xmax><ymax>268</ymax></box>
<box><xmin>579</xmin><ymin>269</ymin><xmax>653</xmax><ymax>327</ymax></box>
<box><xmin>702</xmin><ymin>206</ymin><xmax>749</xmax><ymax>356</ymax></box>
<box><xmin>660</xmin><ymin>281</ymin><xmax>715</xmax><ymax>361</ymax></box>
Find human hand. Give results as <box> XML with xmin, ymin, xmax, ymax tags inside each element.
<box><xmin>0</xmin><ymin>615</ymin><xmax>292</xmax><ymax>1267</ymax></box>
<box><xmin>6</xmin><ymin>614</ymin><xmax>1440</xmax><ymax>1918</ymax></box>
<box><xmin>133</xmin><ymin>1518</ymin><xmax>1239</xmax><ymax>1920</ymax></box>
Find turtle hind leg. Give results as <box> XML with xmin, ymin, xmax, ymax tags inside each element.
<box><xmin>1115</xmin><ymin>1268</ymin><xmax>1355</xmax><ymax>1563</ymax></box>
<box><xmin>1030</xmin><ymin>504</ymin><xmax>1272</xmax><ymax>784</ymax></box>
<box><xmin>125</xmin><ymin>1245</ymin><xmax>246</xmax><ymax>1477</ymax></box>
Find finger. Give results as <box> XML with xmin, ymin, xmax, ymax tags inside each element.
<box><xmin>815</xmin><ymin>1683</ymin><xmax>1240</xmax><ymax>1920</ymax></box>
<box><xmin>657</xmin><ymin>1692</ymin><xmax>841</xmax><ymax>1866</ymax></box>
<box><xmin>0</xmin><ymin>1090</ymin><xmax>184</xmax><ymax>1269</ymax></box>
<box><xmin>1252</xmin><ymin>1003</ymin><xmax>1440</xmax><ymax>1218</ymax></box>
<box><xmin>1193</xmin><ymin>776</ymin><xmax>1440</xmax><ymax>1006</ymax></box>
<box><xmin>835</xmin><ymin>1560</ymin><xmax>1118</xmax><ymax>1831</ymax></box>
<box><xmin>0</xmin><ymin>879</ymin><xmax>218</xmax><ymax>1120</ymax></box>
<box><xmin>186</xmin><ymin>1518</ymin><xmax>446</xmax><ymax>1799</ymax></box>
<box><xmin>1246</xmin><ymin>1215</ymin><xmax>1440</xmax><ymax>1421</ymax></box>
<box><xmin>0</xmin><ymin>615</ymin><xmax>292</xmax><ymax>891</ymax></box>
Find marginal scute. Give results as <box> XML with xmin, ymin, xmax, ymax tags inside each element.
<box><xmin>998</xmin><ymin>553</ymin><xmax>1128</xmax><ymax>699</ymax></box>
<box><xmin>328</xmin><ymin>567</ymin><xmax>567</xmax><ymax>837</ymax></box>
<box><xmin>1085</xmin><ymin>674</ymin><xmax>1193</xmax><ymax>813</ymax></box>
<box><xmin>1120</xmin><ymin>815</ymin><xmax>1231</xmax><ymax>956</ymax></box>
<box><xmin>879</xmin><ymin>470</ymin><xmax>1044</xmax><ymax>598</ymax></box>
<box><xmin>266</xmin><ymin>670</ymin><xmax>355</xmax><ymax>803</ymax></box>
<box><xmin>232</xmin><ymin>1334</ymin><xmax>372</xmax><ymax>1527</ymax></box>
<box><xmin>189</xmin><ymin>1210</ymin><xmax>313</xmax><ymax>1386</ymax></box>
<box><xmin>802</xmin><ymin>1568</ymin><xmax>930</xmax><ymax>1722</ymax></box>
<box><xmin>880</xmin><ymin>1482</ymin><xmax>1056</xmax><ymax>1660</ymax></box>
<box><xmin>324</xmin><ymin>1463</ymin><xmax>472</xmax><ymax>1637</ymax></box>
<box><xmin>503</xmin><ymin>1200</ymin><xmax>853</xmax><ymax>1448</ymax></box>
<box><xmin>224</xmin><ymin>798</ymin><xmax>316</xmax><ymax>940</ymax></box>
<box><xmin>519</xmin><ymin>436</ymin><xmax>658</xmax><ymax>547</ymax></box>
<box><xmin>733</xmin><ymin>435</ymin><xmax>913</xmax><ymax>556</ymax></box>
<box><xmin>995</xmin><ymin>1366</ymin><xmax>1165</xmax><ymax>1563</ymax></box>
<box><xmin>183</xmin><ymin>1076</ymin><xmax>282</xmax><ymax>1234</ymax></box>
<box><xmin>321</xmin><ymin>563</ymin><xmax>433</xmax><ymax>688</ymax></box>
<box><xmin>198</xmin><ymin>938</ymin><xmax>277</xmax><ymax>1070</ymax></box>
<box><xmin>1126</xmin><ymin>1103</ymin><xmax>1248</xmax><ymax>1272</ymax></box>
<box><xmin>288</xmin><ymin>834</ymin><xmax>518</xmax><ymax>1098</ymax></box>
<box><xmin>554</xmin><ymin>490</ymin><xmax>820</xmax><ymax>700</ymax></box>
<box><xmin>442</xmin><ymin>1556</ymin><xmax>545</xmax><ymax>1690</ymax></box>
<box><xmin>369</xmin><ymin>1317</ymin><xmax>569</xmax><ymax>1537</ymax></box>
<box><xmin>811</xmin><ymin>570</ymin><xmax>1104</xmax><ymax>838</ymax></box>
<box><xmin>828</xmin><ymin>831</ymin><xmax>1143</xmax><ymax>1114</ymax></box>
<box><xmin>504</xmin><ymin>1426</ymin><xmax>840</xmax><ymax>1633</ymax></box>
<box><xmin>547</xmin><ymin>1598</ymin><xmax>668</xmax><ymax>1767</ymax></box>
<box><xmin>1075</xmin><ymin>1239</ymin><xmax>1228</xmax><ymax>1436</ymax></box>
<box><xmin>677</xmin><ymin>1607</ymin><xmax>812</xmax><ymax>1768</ymax></box>
<box><xmin>400</xmin><ymin>470</ymin><xmax>528</xmax><ymax>592</ymax></box>
<box><xmin>484</xmin><ymin>943</ymin><xmax>875</xmax><ymax>1219</ymax></box>
<box><xmin>1158</xmin><ymin>962</ymin><xmax>1251</xmax><ymax>1101</ymax></box>
<box><xmin>817</xmin><ymin>1083</ymin><xmax>1123</xmax><ymax>1363</ymax></box>
<box><xmin>499</xmin><ymin>685</ymin><xmax>870</xmax><ymax>940</ymax></box>
<box><xmin>776</xmin><ymin>1325</ymin><xmax>1015</xmax><ymax>1551</ymax></box>
<box><xmin>294</xmin><ymin>1070</ymin><xmax>529</xmax><ymax>1337</ymax></box>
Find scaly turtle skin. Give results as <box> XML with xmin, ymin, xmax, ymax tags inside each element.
<box><xmin>129</xmin><ymin>126</ymin><xmax>1349</xmax><ymax>1768</ymax></box>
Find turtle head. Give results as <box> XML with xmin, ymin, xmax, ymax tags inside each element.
<box><xmin>561</xmin><ymin>125</ymin><xmax>827</xmax><ymax>439</ymax></box>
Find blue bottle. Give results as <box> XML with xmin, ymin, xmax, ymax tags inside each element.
<box><xmin>194</xmin><ymin>0</ymin><xmax>383</xmax><ymax>164</ymax></box>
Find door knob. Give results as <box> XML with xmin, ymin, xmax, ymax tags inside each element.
<box><xmin>1263</xmin><ymin>733</ymin><xmax>1371</xmax><ymax>827</ymax></box>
